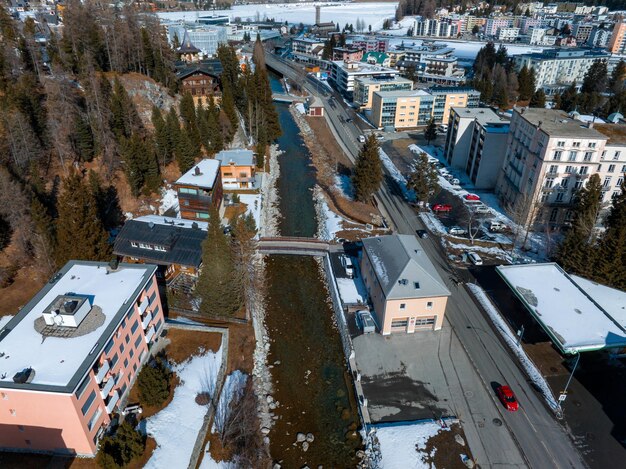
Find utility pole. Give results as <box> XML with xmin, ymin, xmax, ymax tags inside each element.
<box><xmin>558</xmin><ymin>352</ymin><xmax>581</xmax><ymax>412</ymax></box>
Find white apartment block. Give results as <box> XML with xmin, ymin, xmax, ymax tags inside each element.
<box><xmin>496</xmin><ymin>108</ymin><xmax>626</xmax><ymax>229</ymax></box>
<box><xmin>497</xmin><ymin>27</ymin><xmax>520</xmax><ymax>42</ymax></box>
<box><xmin>444</xmin><ymin>107</ymin><xmax>510</xmax><ymax>189</ymax></box>
<box><xmin>514</xmin><ymin>48</ymin><xmax>611</xmax><ymax>93</ymax></box>
<box><xmin>485</xmin><ymin>17</ymin><xmax>514</xmax><ymax>36</ymax></box>
<box><xmin>330</xmin><ymin>60</ymin><xmax>399</xmax><ymax>97</ymax></box>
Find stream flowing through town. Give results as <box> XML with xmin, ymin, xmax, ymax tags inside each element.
<box><xmin>263</xmin><ymin>74</ymin><xmax>362</xmax><ymax>467</ymax></box>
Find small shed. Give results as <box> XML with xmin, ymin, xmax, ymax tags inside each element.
<box><xmin>307</xmin><ymin>96</ymin><xmax>324</xmax><ymax>117</ymax></box>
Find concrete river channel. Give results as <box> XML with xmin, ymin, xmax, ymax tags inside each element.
<box><xmin>263</xmin><ymin>74</ymin><xmax>362</xmax><ymax>467</ymax></box>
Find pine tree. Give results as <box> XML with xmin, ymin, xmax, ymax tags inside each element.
<box><xmin>581</xmin><ymin>59</ymin><xmax>608</xmax><ymax>94</ymax></box>
<box><xmin>176</xmin><ymin>129</ymin><xmax>198</xmax><ymax>174</ymax></box>
<box><xmin>88</xmin><ymin>171</ymin><xmax>123</xmax><ymax>231</ymax></box>
<box><xmin>555</xmin><ymin>174</ymin><xmax>603</xmax><ymax>277</ymax></box>
<box><xmin>352</xmin><ymin>135</ymin><xmax>383</xmax><ymax>202</ymax></box>
<box><xmin>595</xmin><ymin>181</ymin><xmax>626</xmax><ymax>289</ymax></box>
<box><xmin>206</xmin><ymin>95</ymin><xmax>223</xmax><ymax>154</ymax></box>
<box><xmin>152</xmin><ymin>105</ymin><xmax>171</xmax><ymax>165</ymax></box>
<box><xmin>424</xmin><ymin>117</ymin><xmax>438</xmax><ymax>144</ymax></box>
<box><xmin>165</xmin><ymin>107</ymin><xmax>181</xmax><ymax>163</ymax></box>
<box><xmin>72</xmin><ymin>114</ymin><xmax>95</xmax><ymax>162</ymax></box>
<box><xmin>610</xmin><ymin>60</ymin><xmax>626</xmax><ymax>94</ymax></box>
<box><xmin>517</xmin><ymin>65</ymin><xmax>535</xmax><ymax>101</ymax></box>
<box><xmin>196</xmin><ymin>207</ymin><xmax>243</xmax><ymax>317</ymax></box>
<box><xmin>30</xmin><ymin>195</ymin><xmax>57</xmax><ymax>273</ymax></box>
<box><xmin>529</xmin><ymin>89</ymin><xmax>546</xmax><ymax>108</ymax></box>
<box><xmin>55</xmin><ymin>172</ymin><xmax>111</xmax><ymax>266</ymax></box>
<box><xmin>407</xmin><ymin>152</ymin><xmax>440</xmax><ymax>204</ymax></box>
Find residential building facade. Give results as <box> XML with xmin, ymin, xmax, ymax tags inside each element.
<box><xmin>360</xmin><ymin>235</ymin><xmax>450</xmax><ymax>335</ymax></box>
<box><xmin>608</xmin><ymin>19</ymin><xmax>626</xmax><ymax>54</ymax></box>
<box><xmin>444</xmin><ymin>107</ymin><xmax>510</xmax><ymax>189</ymax></box>
<box><xmin>175</xmin><ymin>159</ymin><xmax>223</xmax><ymax>221</ymax></box>
<box><xmin>370</xmin><ymin>87</ymin><xmax>479</xmax><ymax>130</ymax></box>
<box><xmin>176</xmin><ymin>60</ymin><xmax>223</xmax><ymax>101</ymax></box>
<box><xmin>0</xmin><ymin>261</ymin><xmax>164</xmax><ymax>456</ymax></box>
<box><xmin>215</xmin><ymin>149</ymin><xmax>256</xmax><ymax>189</ymax></box>
<box><xmin>330</xmin><ymin>60</ymin><xmax>399</xmax><ymax>97</ymax></box>
<box><xmin>353</xmin><ymin>75</ymin><xmax>413</xmax><ymax>110</ymax></box>
<box><xmin>495</xmin><ymin>108</ymin><xmax>626</xmax><ymax>229</ymax></box>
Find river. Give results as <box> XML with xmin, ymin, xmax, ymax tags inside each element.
<box><xmin>263</xmin><ymin>74</ymin><xmax>362</xmax><ymax>467</ymax></box>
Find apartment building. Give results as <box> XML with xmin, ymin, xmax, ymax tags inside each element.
<box><xmin>495</xmin><ymin>108</ymin><xmax>625</xmax><ymax>229</ymax></box>
<box><xmin>370</xmin><ymin>87</ymin><xmax>479</xmax><ymax>130</ymax></box>
<box><xmin>497</xmin><ymin>27</ymin><xmax>520</xmax><ymax>41</ymax></box>
<box><xmin>353</xmin><ymin>75</ymin><xmax>413</xmax><ymax>110</ymax></box>
<box><xmin>444</xmin><ymin>107</ymin><xmax>510</xmax><ymax>189</ymax></box>
<box><xmin>165</xmin><ymin>23</ymin><xmax>228</xmax><ymax>56</ymax></box>
<box><xmin>0</xmin><ymin>261</ymin><xmax>164</xmax><ymax>456</ymax></box>
<box><xmin>345</xmin><ymin>35</ymin><xmax>389</xmax><ymax>53</ymax></box>
<box><xmin>360</xmin><ymin>235</ymin><xmax>450</xmax><ymax>335</ymax></box>
<box><xmin>291</xmin><ymin>37</ymin><xmax>325</xmax><ymax>66</ymax></box>
<box><xmin>215</xmin><ymin>149</ymin><xmax>256</xmax><ymax>189</ymax></box>
<box><xmin>514</xmin><ymin>48</ymin><xmax>610</xmax><ymax>93</ymax></box>
<box><xmin>572</xmin><ymin>23</ymin><xmax>594</xmax><ymax>44</ymax></box>
<box><xmin>395</xmin><ymin>45</ymin><xmax>465</xmax><ymax>84</ymax></box>
<box><xmin>485</xmin><ymin>16</ymin><xmax>514</xmax><ymax>36</ymax></box>
<box><xmin>175</xmin><ymin>159</ymin><xmax>223</xmax><ymax>221</ymax></box>
<box><xmin>330</xmin><ymin>60</ymin><xmax>399</xmax><ymax>97</ymax></box>
<box><xmin>608</xmin><ymin>20</ymin><xmax>626</xmax><ymax>54</ymax></box>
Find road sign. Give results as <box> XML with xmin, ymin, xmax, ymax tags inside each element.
<box><xmin>558</xmin><ymin>393</ymin><xmax>567</xmax><ymax>403</ymax></box>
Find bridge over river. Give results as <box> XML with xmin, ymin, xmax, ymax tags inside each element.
<box><xmin>257</xmin><ymin>236</ymin><xmax>341</xmax><ymax>256</ymax></box>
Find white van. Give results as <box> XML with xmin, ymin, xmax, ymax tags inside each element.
<box><xmin>467</xmin><ymin>252</ymin><xmax>483</xmax><ymax>265</ymax></box>
<box><xmin>489</xmin><ymin>221</ymin><xmax>505</xmax><ymax>232</ymax></box>
<box><xmin>358</xmin><ymin>135</ymin><xmax>366</xmax><ymax>143</ymax></box>
<box><xmin>438</xmin><ymin>124</ymin><xmax>448</xmax><ymax>133</ymax></box>
<box><xmin>342</xmin><ymin>255</ymin><xmax>355</xmax><ymax>278</ymax></box>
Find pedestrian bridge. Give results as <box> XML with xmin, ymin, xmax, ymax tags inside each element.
<box><xmin>272</xmin><ymin>93</ymin><xmax>306</xmax><ymax>103</ymax></box>
<box><xmin>257</xmin><ymin>237</ymin><xmax>330</xmax><ymax>256</ymax></box>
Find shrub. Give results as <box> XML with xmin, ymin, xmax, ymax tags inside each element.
<box><xmin>96</xmin><ymin>421</ymin><xmax>145</xmax><ymax>468</ymax></box>
<box><xmin>137</xmin><ymin>357</ymin><xmax>172</xmax><ymax>406</ymax></box>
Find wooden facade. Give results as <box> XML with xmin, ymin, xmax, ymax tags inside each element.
<box><xmin>175</xmin><ymin>172</ymin><xmax>223</xmax><ymax>221</ymax></box>
<box><xmin>180</xmin><ymin>71</ymin><xmax>221</xmax><ymax>99</ymax></box>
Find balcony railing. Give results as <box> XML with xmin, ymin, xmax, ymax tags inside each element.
<box><xmin>145</xmin><ymin>326</ymin><xmax>156</xmax><ymax>344</ymax></box>
<box><xmin>142</xmin><ymin>311</ymin><xmax>152</xmax><ymax>330</ymax></box>
<box><xmin>94</xmin><ymin>360</ymin><xmax>110</xmax><ymax>385</ymax></box>
<box><xmin>100</xmin><ymin>377</ymin><xmax>115</xmax><ymax>398</ymax></box>
<box><xmin>105</xmin><ymin>391</ymin><xmax>120</xmax><ymax>414</ymax></box>
<box><xmin>138</xmin><ymin>297</ymin><xmax>149</xmax><ymax>315</ymax></box>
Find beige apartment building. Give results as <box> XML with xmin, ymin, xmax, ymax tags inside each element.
<box><xmin>495</xmin><ymin>108</ymin><xmax>626</xmax><ymax>229</ymax></box>
<box><xmin>360</xmin><ymin>235</ymin><xmax>450</xmax><ymax>335</ymax></box>
<box><xmin>353</xmin><ymin>76</ymin><xmax>413</xmax><ymax>110</ymax></box>
<box><xmin>370</xmin><ymin>86</ymin><xmax>479</xmax><ymax>130</ymax></box>
<box><xmin>609</xmin><ymin>20</ymin><xmax>626</xmax><ymax>54</ymax></box>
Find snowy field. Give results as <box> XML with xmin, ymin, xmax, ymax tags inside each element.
<box><xmin>158</xmin><ymin>185</ymin><xmax>179</xmax><ymax>216</ymax></box>
<box><xmin>315</xmin><ymin>186</ymin><xmax>344</xmax><ymax>240</ymax></box>
<box><xmin>374</xmin><ymin>421</ymin><xmax>450</xmax><ymax>468</ymax></box>
<box><xmin>466</xmin><ymin>283</ymin><xmax>558</xmax><ymax>410</ymax></box>
<box><xmin>158</xmin><ymin>2</ymin><xmax>397</xmax><ymax>30</ymax></box>
<box><xmin>145</xmin><ymin>346</ymin><xmax>224</xmax><ymax>468</ymax></box>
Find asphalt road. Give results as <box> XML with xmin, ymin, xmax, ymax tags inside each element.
<box><xmin>266</xmin><ymin>54</ymin><xmax>587</xmax><ymax>469</ymax></box>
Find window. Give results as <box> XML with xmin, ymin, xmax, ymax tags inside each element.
<box><xmin>553</xmin><ymin>151</ymin><xmax>562</xmax><ymax>160</ymax></box>
<box><xmin>391</xmin><ymin>319</ymin><xmax>408</xmax><ymax>328</ymax></box>
<box><xmin>198</xmin><ymin>212</ymin><xmax>210</xmax><ymax>219</ymax></box>
<box><xmin>617</xmin><ymin>177</ymin><xmax>624</xmax><ymax>186</ymax></box>
<box><xmin>622</xmin><ymin>165</ymin><xmax>626</xmax><ymax>173</ymax></box>
<box><xmin>76</xmin><ymin>376</ymin><xmax>90</xmax><ymax>399</ymax></box>
<box><xmin>565</xmin><ymin>166</ymin><xmax>574</xmax><ymax>174</ymax></box>
<box><xmin>556</xmin><ymin>192</ymin><xmax>564</xmax><ymax>202</ymax></box>
<box><xmin>561</xmin><ymin>178</ymin><xmax>569</xmax><ymax>188</ymax></box>
<box><xmin>134</xmin><ymin>336</ymin><xmax>142</xmax><ymax>349</ymax></box>
<box><xmin>584</xmin><ymin>152</ymin><xmax>593</xmax><ymax>162</ymax></box>
<box><xmin>125</xmin><ymin>334</ymin><xmax>130</xmax><ymax>344</ymax></box>
<box><xmin>110</xmin><ymin>353</ymin><xmax>119</xmax><ymax>367</ymax></box>
<box><xmin>579</xmin><ymin>166</ymin><xmax>589</xmax><ymax>175</ymax></box>
<box><xmin>400</xmin><ymin>303</ymin><xmax>406</xmax><ymax>310</ymax></box>
<box><xmin>18</xmin><ymin>425</ymin><xmax>24</xmax><ymax>432</ymax></box>
<box><xmin>588</xmin><ymin>142</ymin><xmax>596</xmax><ymax>148</ymax></box>
<box><xmin>129</xmin><ymin>349</ymin><xmax>134</xmax><ymax>358</ymax></box>
<box><xmin>550</xmin><ymin>208</ymin><xmax>558</xmax><ymax>222</ymax></box>
<box><xmin>427</xmin><ymin>302</ymin><xmax>433</xmax><ymax>309</ymax></box>
<box><xmin>544</xmin><ymin>179</ymin><xmax>554</xmax><ymax>188</ymax></box>
<box><xmin>131</xmin><ymin>320</ymin><xmax>139</xmax><ymax>334</ymax></box>
<box><xmin>155</xmin><ymin>319</ymin><xmax>163</xmax><ymax>331</ymax></box>
<box><xmin>123</xmin><ymin>358</ymin><xmax>129</xmax><ymax>368</ymax></box>
<box><xmin>615</xmin><ymin>151</ymin><xmax>621</xmax><ymax>160</ymax></box>
<box><xmin>81</xmin><ymin>390</ymin><xmax>96</xmax><ymax>416</ymax></box>
<box><xmin>104</xmin><ymin>338</ymin><xmax>114</xmax><ymax>355</ymax></box>
<box><xmin>130</xmin><ymin>242</ymin><xmax>138</xmax><ymax>248</ymax></box>
<box><xmin>568</xmin><ymin>151</ymin><xmax>577</xmax><ymax>161</ymax></box>
<box><xmin>133</xmin><ymin>363</ymin><xmax>138</xmax><ymax>372</ymax></box>
<box><xmin>604</xmin><ymin>177</ymin><xmax>612</xmax><ymax>187</ymax></box>
<box><xmin>602</xmin><ymin>150</ymin><xmax>607</xmax><ymax>158</ymax></box>
<box><xmin>557</xmin><ymin>141</ymin><xmax>565</xmax><ymax>147</ymax></box>
<box><xmin>415</xmin><ymin>317</ymin><xmax>435</xmax><ymax>326</ymax></box>
<box><xmin>149</xmin><ymin>291</ymin><xmax>157</xmax><ymax>305</ymax></box>
<box><xmin>608</xmin><ymin>164</ymin><xmax>616</xmax><ymax>173</ymax></box>
<box><xmin>179</xmin><ymin>188</ymin><xmax>198</xmax><ymax>195</ymax></box>
<box><xmin>120</xmin><ymin>343</ymin><xmax>124</xmax><ymax>354</ymax></box>
<box><xmin>575</xmin><ymin>181</ymin><xmax>583</xmax><ymax>189</ymax></box>
<box><xmin>549</xmin><ymin>165</ymin><xmax>558</xmax><ymax>174</ymax></box>
<box><xmin>572</xmin><ymin>141</ymin><xmax>581</xmax><ymax>148</ymax></box>
<box><xmin>88</xmin><ymin>407</ymin><xmax>102</xmax><ymax>431</ymax></box>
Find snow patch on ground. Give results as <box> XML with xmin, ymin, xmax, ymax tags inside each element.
<box><xmin>443</xmin><ymin>240</ymin><xmax>510</xmax><ymax>258</ymax></box>
<box><xmin>239</xmin><ymin>194</ymin><xmax>262</xmax><ymax>233</ymax></box>
<box><xmin>260</xmin><ymin>145</ymin><xmax>281</xmax><ymax>237</ymax></box>
<box><xmin>419</xmin><ymin>211</ymin><xmax>447</xmax><ymax>236</ymax></box>
<box><xmin>466</xmin><ymin>283</ymin><xmax>559</xmax><ymax>410</ymax></box>
<box><xmin>379</xmin><ymin>148</ymin><xmax>415</xmax><ymax>202</ymax></box>
<box><xmin>334</xmin><ymin>173</ymin><xmax>354</xmax><ymax>199</ymax></box>
<box><xmin>145</xmin><ymin>347</ymin><xmax>224</xmax><ymax>468</ymax></box>
<box><xmin>315</xmin><ymin>186</ymin><xmax>344</xmax><ymax>240</ymax></box>
<box><xmin>158</xmin><ymin>185</ymin><xmax>179</xmax><ymax>216</ymax></box>
<box><xmin>373</xmin><ymin>421</ymin><xmax>450</xmax><ymax>468</ymax></box>
<box><xmin>294</xmin><ymin>102</ymin><xmax>306</xmax><ymax>114</ymax></box>
<box><xmin>212</xmin><ymin>370</ymin><xmax>248</xmax><ymax>434</ymax></box>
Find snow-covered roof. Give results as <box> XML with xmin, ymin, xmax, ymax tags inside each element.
<box><xmin>215</xmin><ymin>149</ymin><xmax>255</xmax><ymax>167</ymax></box>
<box><xmin>497</xmin><ymin>263</ymin><xmax>626</xmax><ymax>354</ymax></box>
<box><xmin>175</xmin><ymin>159</ymin><xmax>221</xmax><ymax>189</ymax></box>
<box><xmin>362</xmin><ymin>235</ymin><xmax>451</xmax><ymax>300</ymax></box>
<box><xmin>0</xmin><ymin>261</ymin><xmax>156</xmax><ymax>392</ymax></box>
<box><xmin>135</xmin><ymin>215</ymin><xmax>208</xmax><ymax>231</ymax></box>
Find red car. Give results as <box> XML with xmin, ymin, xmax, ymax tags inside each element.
<box><xmin>496</xmin><ymin>385</ymin><xmax>519</xmax><ymax>412</ymax></box>
<box><xmin>432</xmin><ymin>204</ymin><xmax>452</xmax><ymax>212</ymax></box>
<box><xmin>464</xmin><ymin>193</ymin><xmax>481</xmax><ymax>201</ymax></box>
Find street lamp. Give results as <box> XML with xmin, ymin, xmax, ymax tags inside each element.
<box><xmin>557</xmin><ymin>352</ymin><xmax>581</xmax><ymax>413</ymax></box>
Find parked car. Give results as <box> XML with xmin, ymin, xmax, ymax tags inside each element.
<box><xmin>121</xmin><ymin>404</ymin><xmax>143</xmax><ymax>416</ymax></box>
<box><xmin>356</xmin><ymin>310</ymin><xmax>376</xmax><ymax>334</ymax></box>
<box><xmin>416</xmin><ymin>229</ymin><xmax>429</xmax><ymax>239</ymax></box>
<box><xmin>358</xmin><ymin>135</ymin><xmax>366</xmax><ymax>143</ymax></box>
<box><xmin>432</xmin><ymin>203</ymin><xmax>452</xmax><ymax>212</ymax></box>
<box><xmin>496</xmin><ymin>385</ymin><xmax>519</xmax><ymax>411</ymax></box>
<box><xmin>467</xmin><ymin>252</ymin><xmax>483</xmax><ymax>265</ymax></box>
<box><xmin>341</xmin><ymin>255</ymin><xmax>355</xmax><ymax>278</ymax></box>
<box><xmin>474</xmin><ymin>204</ymin><xmax>490</xmax><ymax>214</ymax></box>
<box><xmin>376</xmin><ymin>134</ymin><xmax>384</xmax><ymax>141</ymax></box>
<box><xmin>438</xmin><ymin>124</ymin><xmax>448</xmax><ymax>133</ymax></box>
<box><xmin>464</xmin><ymin>193</ymin><xmax>481</xmax><ymax>201</ymax></box>
<box><xmin>448</xmin><ymin>226</ymin><xmax>467</xmax><ymax>236</ymax></box>
<box><xmin>346</xmin><ymin>117</ymin><xmax>353</xmax><ymax>123</ymax></box>
<box><xmin>490</xmin><ymin>221</ymin><xmax>506</xmax><ymax>232</ymax></box>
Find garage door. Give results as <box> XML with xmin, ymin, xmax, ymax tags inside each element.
<box><xmin>414</xmin><ymin>317</ymin><xmax>436</xmax><ymax>330</ymax></box>
<box><xmin>391</xmin><ymin>318</ymin><xmax>409</xmax><ymax>333</ymax></box>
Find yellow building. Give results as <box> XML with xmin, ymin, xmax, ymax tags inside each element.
<box><xmin>353</xmin><ymin>76</ymin><xmax>413</xmax><ymax>110</ymax></box>
<box><xmin>370</xmin><ymin>86</ymin><xmax>480</xmax><ymax>129</ymax></box>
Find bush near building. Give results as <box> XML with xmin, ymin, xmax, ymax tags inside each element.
<box><xmin>96</xmin><ymin>422</ymin><xmax>146</xmax><ymax>468</ymax></box>
<box><xmin>137</xmin><ymin>356</ymin><xmax>172</xmax><ymax>407</ymax></box>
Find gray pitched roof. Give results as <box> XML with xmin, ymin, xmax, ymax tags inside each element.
<box><xmin>362</xmin><ymin>235</ymin><xmax>451</xmax><ymax>300</ymax></box>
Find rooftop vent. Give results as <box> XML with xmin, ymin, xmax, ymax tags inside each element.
<box><xmin>399</xmin><ymin>279</ymin><xmax>408</xmax><ymax>286</ymax></box>
<box><xmin>42</xmin><ymin>295</ymin><xmax>92</xmax><ymax>329</ymax></box>
<box><xmin>13</xmin><ymin>367</ymin><xmax>35</xmax><ymax>384</ymax></box>
<box><xmin>414</xmin><ymin>282</ymin><xmax>420</xmax><ymax>289</ymax></box>
<box><xmin>194</xmin><ymin>166</ymin><xmax>202</xmax><ymax>176</ymax></box>
<box><xmin>192</xmin><ymin>222</ymin><xmax>199</xmax><ymax>229</ymax></box>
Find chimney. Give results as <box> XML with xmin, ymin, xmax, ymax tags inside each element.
<box><xmin>315</xmin><ymin>5</ymin><xmax>321</xmax><ymax>25</ymax></box>
<box><xmin>194</xmin><ymin>166</ymin><xmax>201</xmax><ymax>176</ymax></box>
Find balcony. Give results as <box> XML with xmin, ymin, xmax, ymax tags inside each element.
<box><xmin>145</xmin><ymin>326</ymin><xmax>156</xmax><ymax>344</ymax></box>
<box><xmin>100</xmin><ymin>377</ymin><xmax>115</xmax><ymax>398</ymax></box>
<box><xmin>138</xmin><ymin>297</ymin><xmax>150</xmax><ymax>315</ymax></box>
<box><xmin>94</xmin><ymin>360</ymin><xmax>110</xmax><ymax>384</ymax></box>
<box><xmin>142</xmin><ymin>311</ymin><xmax>152</xmax><ymax>330</ymax></box>
<box><xmin>105</xmin><ymin>391</ymin><xmax>120</xmax><ymax>414</ymax></box>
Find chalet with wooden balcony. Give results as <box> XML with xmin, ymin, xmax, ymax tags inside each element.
<box><xmin>113</xmin><ymin>215</ymin><xmax>207</xmax><ymax>284</ymax></box>
<box><xmin>215</xmin><ymin>149</ymin><xmax>256</xmax><ymax>189</ymax></box>
<box><xmin>174</xmin><ymin>159</ymin><xmax>223</xmax><ymax>221</ymax></box>
<box><xmin>176</xmin><ymin>59</ymin><xmax>223</xmax><ymax>101</ymax></box>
